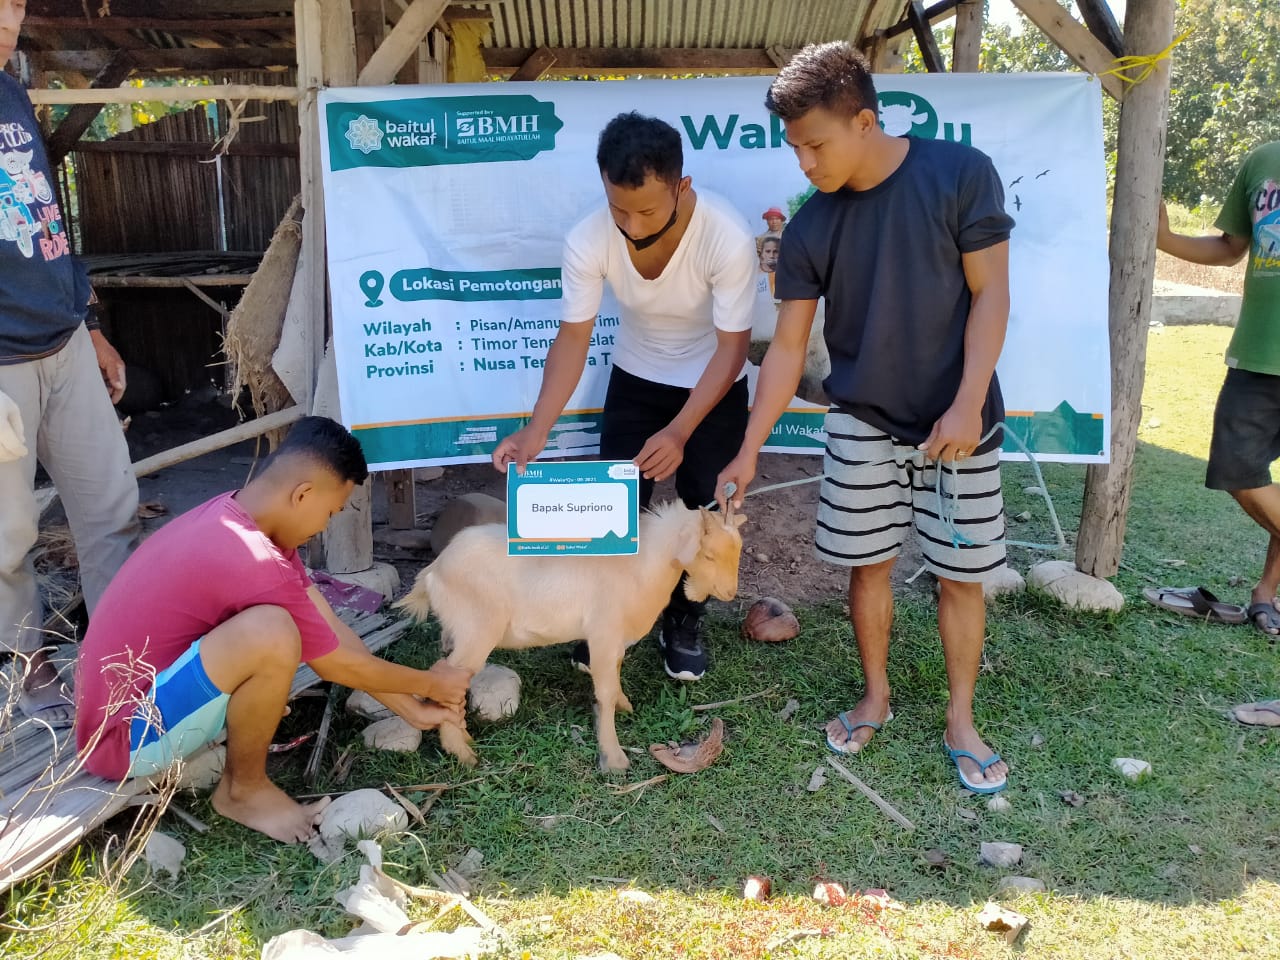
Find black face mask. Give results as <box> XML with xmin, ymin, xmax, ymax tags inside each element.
<box><xmin>618</xmin><ymin>200</ymin><xmax>680</xmax><ymax>251</ymax></box>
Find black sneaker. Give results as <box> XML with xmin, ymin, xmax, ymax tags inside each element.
<box><xmin>658</xmin><ymin>613</ymin><xmax>707</xmax><ymax>681</ymax></box>
<box><xmin>569</xmin><ymin>641</ymin><xmax>592</xmax><ymax>674</ymax></box>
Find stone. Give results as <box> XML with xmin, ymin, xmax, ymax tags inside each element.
<box><xmin>468</xmin><ymin>664</ymin><xmax>521</xmax><ymax>722</ymax></box>
<box><xmin>373</xmin><ymin>527</ymin><xmax>434</xmax><ymax>551</ymax></box>
<box><xmin>362</xmin><ymin>716</ymin><xmax>423</xmax><ymax>752</ymax></box>
<box><xmin>979</xmin><ymin>841</ymin><xmax>1024</xmax><ymax>868</ymax></box>
<box><xmin>741</xmin><ymin>597</ymin><xmax>801</xmax><ymax>643</ymax></box>
<box><xmin>982</xmin><ymin>565</ymin><xmax>1026</xmax><ymax>600</ymax></box>
<box><xmin>144</xmin><ymin>831</ymin><xmax>186</xmax><ymax>878</ymax></box>
<box><xmin>1027</xmin><ymin>560</ymin><xmax>1124</xmax><ymax>612</ymax></box>
<box><xmin>346</xmin><ymin>689</ymin><xmax>394</xmax><ymax>722</ymax></box>
<box><xmin>430</xmin><ymin>493</ymin><xmax>506</xmax><ymax>555</ymax></box>
<box><xmin>806</xmin><ymin>765</ymin><xmax>827</xmax><ymax>792</ymax></box>
<box><xmin>311</xmin><ymin>789</ymin><xmax>410</xmax><ymax>862</ymax></box>
<box><xmin>812</xmin><ymin>881</ymin><xmax>847</xmax><ymax>906</ymax></box>
<box><xmin>743</xmin><ymin>876</ymin><xmax>772</xmax><ymax>901</ymax></box>
<box><xmin>176</xmin><ymin>744</ymin><xmax>225</xmax><ymax>791</ymax></box>
<box><xmin>996</xmin><ymin>876</ymin><xmax>1046</xmax><ymax>897</ymax></box>
<box><xmin>986</xmin><ymin>794</ymin><xmax>1012</xmax><ymax>814</ymax></box>
<box><xmin>1151</xmin><ymin>278</ymin><xmax>1241</xmax><ymax>327</ymax></box>
<box><xmin>1112</xmin><ymin>757</ymin><xmax>1152</xmax><ymax>781</ymax></box>
<box><xmin>976</xmin><ymin>902</ymin><xmax>1029</xmax><ymax>944</ymax></box>
<box><xmin>414</xmin><ymin>466</ymin><xmax>445</xmax><ymax>483</ymax></box>
<box><xmin>324</xmin><ymin>563</ymin><xmax>400</xmax><ymax>602</ymax></box>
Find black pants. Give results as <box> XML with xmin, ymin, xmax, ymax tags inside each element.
<box><xmin>599</xmin><ymin>365</ymin><xmax>749</xmax><ymax>621</ymax></box>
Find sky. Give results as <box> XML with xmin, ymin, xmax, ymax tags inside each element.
<box><xmin>986</xmin><ymin>0</ymin><xmax>1128</xmax><ymax>30</ymax></box>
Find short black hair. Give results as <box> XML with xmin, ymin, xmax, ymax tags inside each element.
<box><xmin>765</xmin><ymin>42</ymin><xmax>879</xmax><ymax>122</ymax></box>
<box><xmin>270</xmin><ymin>416</ymin><xmax>369</xmax><ymax>485</ymax></box>
<box><xmin>596</xmin><ymin>112</ymin><xmax>683</xmax><ymax>188</ymax></box>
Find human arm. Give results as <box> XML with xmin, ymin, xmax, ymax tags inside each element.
<box><xmin>715</xmin><ymin>299</ymin><xmax>819</xmax><ymax>510</ymax></box>
<box><xmin>635</xmin><ymin>327</ymin><xmax>749</xmax><ymax>482</ymax></box>
<box><xmin>920</xmin><ymin>241</ymin><xmax>1010</xmax><ymax>462</ymax></box>
<box><xmin>303</xmin><ymin>585</ymin><xmax>469</xmax><ymax>711</ymax></box>
<box><xmin>1156</xmin><ymin>201</ymin><xmax>1249</xmax><ymax>266</ymax></box>
<box><xmin>0</xmin><ymin>388</ymin><xmax>27</xmax><ymax>462</ymax></box>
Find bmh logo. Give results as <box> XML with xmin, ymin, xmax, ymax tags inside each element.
<box><xmin>455</xmin><ymin>113</ymin><xmax>541</xmax><ymax>140</ymax></box>
<box><xmin>344</xmin><ymin>115</ymin><xmax>385</xmax><ymax>154</ymax></box>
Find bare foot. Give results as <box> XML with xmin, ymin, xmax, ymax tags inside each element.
<box><xmin>825</xmin><ymin>695</ymin><xmax>892</xmax><ymax>753</ymax></box>
<box><xmin>943</xmin><ymin>722</ymin><xmax>1009</xmax><ymax>789</ymax></box>
<box><xmin>211</xmin><ymin>777</ymin><xmax>330</xmax><ymax>843</ymax></box>
<box><xmin>18</xmin><ymin>654</ymin><xmax>74</xmax><ymax>728</ymax></box>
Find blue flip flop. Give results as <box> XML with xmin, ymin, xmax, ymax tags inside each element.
<box><xmin>825</xmin><ymin>709</ymin><xmax>893</xmax><ymax>755</ymax></box>
<box><xmin>943</xmin><ymin>738</ymin><xmax>1007</xmax><ymax>794</ymax></box>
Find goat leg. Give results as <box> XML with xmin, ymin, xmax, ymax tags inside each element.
<box><xmin>438</xmin><ymin>720</ymin><xmax>478</xmax><ymax>766</ymax></box>
<box><xmin>587</xmin><ymin>641</ymin><xmax>631</xmax><ymax>771</ymax></box>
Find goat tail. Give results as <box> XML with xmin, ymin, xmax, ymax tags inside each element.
<box><xmin>392</xmin><ymin>569</ymin><xmax>433</xmax><ymax>622</ymax></box>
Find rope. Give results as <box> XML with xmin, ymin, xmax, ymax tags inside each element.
<box><xmin>713</xmin><ymin>420</ymin><xmax>1068</xmax><ymax>555</ymax></box>
<box><xmin>1097</xmin><ymin>29</ymin><xmax>1192</xmax><ymax>88</ymax></box>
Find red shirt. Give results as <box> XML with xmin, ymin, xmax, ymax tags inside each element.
<box><xmin>75</xmin><ymin>492</ymin><xmax>339</xmax><ymax>779</ymax></box>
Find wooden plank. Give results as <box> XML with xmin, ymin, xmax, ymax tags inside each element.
<box><xmin>24</xmin><ymin>15</ymin><xmax>296</xmax><ymax>33</ymax></box>
<box><xmin>482</xmin><ymin>46</ymin><xmax>782</xmax><ymax>75</ymax></box>
<box><xmin>1076</xmin><ymin>0</ymin><xmax>1125</xmax><ymax>58</ymax></box>
<box><xmin>33</xmin><ymin>48</ymin><xmax>297</xmax><ymax>72</ymax></box>
<box><xmin>1076</xmin><ymin>0</ymin><xmax>1175</xmax><ymax>575</ymax></box>
<box><xmin>1010</xmin><ymin>0</ymin><xmax>1126</xmax><ymax>100</ymax></box>
<box><xmin>44</xmin><ymin>51</ymin><xmax>135</xmax><ymax>167</ymax></box>
<box><xmin>296</xmin><ymin>0</ymin><xmax>325</xmax><ymax>423</ymax></box>
<box><xmin>907</xmin><ymin>1</ymin><xmax>947</xmax><ymax>73</ymax></box>
<box><xmin>352</xmin><ymin>0</ymin><xmax>383</xmax><ymax>70</ymax></box>
<box><xmin>883</xmin><ymin>0</ymin><xmax>965</xmax><ymax>39</ymax></box>
<box><xmin>29</xmin><ymin>0</ymin><xmax>295</xmax><ymax>14</ymax></box>
<box><xmin>321</xmin><ymin>0</ymin><xmax>358</xmax><ymax>86</ymax></box>
<box><xmin>358</xmin><ymin>0</ymin><xmax>449</xmax><ymax>86</ymax></box>
<box><xmin>951</xmin><ymin>0</ymin><xmax>983</xmax><ymax>73</ymax></box>
<box><xmin>387</xmin><ymin>469</ymin><xmax>417</xmax><ymax>529</ymax></box>
<box><xmin>90</xmin><ymin>274</ymin><xmax>253</xmax><ymax>288</ymax></box>
<box><xmin>131</xmin><ymin>406</ymin><xmax>305</xmax><ymax>478</ymax></box>
<box><xmin>26</xmin><ymin>84</ymin><xmax>301</xmax><ymax>106</ymax></box>
<box><xmin>508</xmin><ymin>45</ymin><xmax>557</xmax><ymax>81</ymax></box>
<box><xmin>72</xmin><ymin>139</ymin><xmax>299</xmax><ymax>157</ymax></box>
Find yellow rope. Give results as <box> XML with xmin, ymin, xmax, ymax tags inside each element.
<box><xmin>1098</xmin><ymin>29</ymin><xmax>1193</xmax><ymax>87</ymax></box>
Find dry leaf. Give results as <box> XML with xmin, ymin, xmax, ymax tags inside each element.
<box><xmin>648</xmin><ymin>718</ymin><xmax>725</xmax><ymax>774</ymax></box>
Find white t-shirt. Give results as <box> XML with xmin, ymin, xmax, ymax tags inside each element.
<box><xmin>559</xmin><ymin>189</ymin><xmax>757</xmax><ymax>388</ymax></box>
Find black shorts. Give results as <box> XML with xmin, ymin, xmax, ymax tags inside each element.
<box><xmin>1206</xmin><ymin>368</ymin><xmax>1280</xmax><ymax>491</ymax></box>
<box><xmin>599</xmin><ymin>365</ymin><xmax>749</xmax><ymax>510</ymax></box>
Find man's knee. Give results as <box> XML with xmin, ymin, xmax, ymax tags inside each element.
<box><xmin>849</xmin><ymin>557</ymin><xmax>895</xmax><ymax>587</ymax></box>
<box><xmin>937</xmin><ymin>576</ymin><xmax>983</xmax><ymax>599</ymax></box>
<box><xmin>208</xmin><ymin>605</ymin><xmax>302</xmax><ymax>667</ymax></box>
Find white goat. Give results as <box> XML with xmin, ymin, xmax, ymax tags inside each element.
<box><xmin>396</xmin><ymin>500</ymin><xmax>747</xmax><ymax>771</ymax></box>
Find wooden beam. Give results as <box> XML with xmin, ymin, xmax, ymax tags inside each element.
<box><xmin>482</xmin><ymin>46</ymin><xmax>783</xmax><ymax>75</ymax></box>
<box><xmin>71</xmin><ymin>139</ymin><xmax>299</xmax><ymax>157</ymax></box>
<box><xmin>26</xmin><ymin>84</ymin><xmax>301</xmax><ymax>105</ymax></box>
<box><xmin>907</xmin><ymin>1</ymin><xmax>947</xmax><ymax>73</ymax></box>
<box><xmin>44</xmin><ymin>51</ymin><xmax>134</xmax><ymax>166</ymax></box>
<box><xmin>32</xmin><ymin>47</ymin><xmax>296</xmax><ymax>72</ymax></box>
<box><xmin>1076</xmin><ymin>0</ymin><xmax>1125</xmax><ymax>58</ymax></box>
<box><xmin>359</xmin><ymin>0</ymin><xmax>448</xmax><ymax>86</ymax></box>
<box><xmin>321</xmin><ymin>0</ymin><xmax>358</xmax><ymax>86</ymax></box>
<box><xmin>26</xmin><ymin>0</ymin><xmax>295</xmax><ymax>14</ymax></box>
<box><xmin>23</xmin><ymin>15</ymin><xmax>296</xmax><ymax>33</ymax></box>
<box><xmin>90</xmin><ymin>274</ymin><xmax>253</xmax><ymax>288</ymax></box>
<box><xmin>1076</xmin><ymin>0</ymin><xmax>1175</xmax><ymax>577</ymax></box>
<box><xmin>883</xmin><ymin>0</ymin><xmax>965</xmax><ymax>39</ymax></box>
<box><xmin>132</xmin><ymin>406</ymin><xmax>304</xmax><ymax>478</ymax></box>
<box><xmin>352</xmin><ymin>0</ymin><xmax>383</xmax><ymax>70</ymax></box>
<box><xmin>508</xmin><ymin>45</ymin><xmax>556</xmax><ymax>81</ymax></box>
<box><xmin>951</xmin><ymin>0</ymin><xmax>983</xmax><ymax>72</ymax></box>
<box><xmin>1010</xmin><ymin>0</ymin><xmax>1126</xmax><ymax>100</ymax></box>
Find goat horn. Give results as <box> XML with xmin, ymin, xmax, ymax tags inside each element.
<box><xmin>724</xmin><ymin>496</ymin><xmax>736</xmax><ymax>527</ymax></box>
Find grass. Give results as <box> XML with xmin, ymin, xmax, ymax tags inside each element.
<box><xmin>4</xmin><ymin>325</ymin><xmax>1279</xmax><ymax>959</ymax></box>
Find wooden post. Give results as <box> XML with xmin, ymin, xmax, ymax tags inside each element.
<box><xmin>352</xmin><ymin>0</ymin><xmax>383</xmax><ymax>70</ymax></box>
<box><xmin>952</xmin><ymin>0</ymin><xmax>983</xmax><ymax>73</ymax></box>
<box><xmin>1076</xmin><ymin>0</ymin><xmax>1125</xmax><ymax>58</ymax></box>
<box><xmin>1075</xmin><ymin>0</ymin><xmax>1176</xmax><ymax>577</ymax></box>
<box><xmin>907</xmin><ymin>1</ymin><xmax>947</xmax><ymax>73</ymax></box>
<box><xmin>296</xmin><ymin>0</ymin><xmax>325</xmax><ymax>406</ymax></box>
<box><xmin>358</xmin><ymin>0</ymin><xmax>448</xmax><ymax>86</ymax></box>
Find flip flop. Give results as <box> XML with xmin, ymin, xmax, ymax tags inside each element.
<box><xmin>943</xmin><ymin>738</ymin><xmax>1007</xmax><ymax>794</ymax></box>
<box><xmin>1246</xmin><ymin>601</ymin><xmax>1280</xmax><ymax>636</ymax></box>
<box><xmin>1231</xmin><ymin>700</ymin><xmax>1280</xmax><ymax>727</ymax></box>
<box><xmin>825</xmin><ymin>708</ymin><xmax>893</xmax><ymax>755</ymax></box>
<box><xmin>1143</xmin><ymin>586</ymin><xmax>1247</xmax><ymax>625</ymax></box>
<box><xmin>17</xmin><ymin>690</ymin><xmax>76</xmax><ymax>730</ymax></box>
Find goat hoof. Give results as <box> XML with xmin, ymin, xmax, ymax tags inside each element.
<box><xmin>598</xmin><ymin>751</ymin><xmax>631</xmax><ymax>773</ymax></box>
<box><xmin>616</xmin><ymin>695</ymin><xmax>634</xmax><ymax>714</ymax></box>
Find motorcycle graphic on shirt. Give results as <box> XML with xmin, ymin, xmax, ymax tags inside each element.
<box><xmin>0</xmin><ymin>147</ymin><xmax>66</xmax><ymax>261</ymax></box>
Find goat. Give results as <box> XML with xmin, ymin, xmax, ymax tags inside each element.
<box><xmin>396</xmin><ymin>500</ymin><xmax>747</xmax><ymax>771</ymax></box>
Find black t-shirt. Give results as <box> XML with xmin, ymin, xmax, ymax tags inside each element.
<box><xmin>1</xmin><ymin>72</ymin><xmax>91</xmax><ymax>365</ymax></box>
<box><xmin>775</xmin><ymin>137</ymin><xmax>1014</xmax><ymax>450</ymax></box>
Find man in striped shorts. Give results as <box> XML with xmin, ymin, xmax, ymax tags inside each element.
<box><xmin>718</xmin><ymin>42</ymin><xmax>1014</xmax><ymax>793</ymax></box>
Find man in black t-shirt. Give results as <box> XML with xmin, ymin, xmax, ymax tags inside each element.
<box><xmin>718</xmin><ymin>42</ymin><xmax>1014</xmax><ymax>794</ymax></box>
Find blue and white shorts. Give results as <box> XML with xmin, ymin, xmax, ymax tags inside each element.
<box><xmin>128</xmin><ymin>639</ymin><xmax>230</xmax><ymax>778</ymax></box>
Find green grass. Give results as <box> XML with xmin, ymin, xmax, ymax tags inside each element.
<box><xmin>5</xmin><ymin>326</ymin><xmax>1279</xmax><ymax>959</ymax></box>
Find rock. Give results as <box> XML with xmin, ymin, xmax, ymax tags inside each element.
<box><xmin>415</xmin><ymin>466</ymin><xmax>445</xmax><ymax>483</ymax></box>
<box><xmin>430</xmin><ymin>493</ymin><xmax>506</xmax><ymax>555</ymax></box>
<box><xmin>373</xmin><ymin>527</ymin><xmax>434</xmax><ymax>551</ymax></box>
<box><xmin>616</xmin><ymin>888</ymin><xmax>655</xmax><ymax>904</ymax></box>
<box><xmin>922</xmin><ymin>848</ymin><xmax>950</xmax><ymax>870</ymax></box>
<box><xmin>996</xmin><ymin>876</ymin><xmax>1046</xmax><ymax>897</ymax></box>
<box><xmin>1027</xmin><ymin>560</ymin><xmax>1124</xmax><ymax>612</ymax></box>
<box><xmin>1059</xmin><ymin>790</ymin><xmax>1085</xmax><ymax>807</ymax></box>
<box><xmin>812</xmin><ymin>881</ymin><xmax>847</xmax><ymax>906</ymax></box>
<box><xmin>468</xmin><ymin>664</ymin><xmax>521</xmax><ymax>722</ymax></box>
<box><xmin>979</xmin><ymin>841</ymin><xmax>1024</xmax><ymax>868</ymax></box>
<box><xmin>1030</xmin><ymin>732</ymin><xmax>1044</xmax><ymax>748</ymax></box>
<box><xmin>346</xmin><ymin>689</ymin><xmax>394</xmax><ymax>722</ymax></box>
<box><xmin>776</xmin><ymin>698</ymin><xmax>800</xmax><ymax>721</ymax></box>
<box><xmin>986</xmin><ymin>794</ymin><xmax>1012</xmax><ymax>814</ymax></box>
<box><xmin>1023</xmin><ymin>485</ymin><xmax>1045</xmax><ymax>496</ymax></box>
<box><xmin>806</xmin><ymin>765</ymin><xmax>827</xmax><ymax>792</ymax></box>
<box><xmin>311</xmin><ymin>789</ymin><xmax>409</xmax><ymax>862</ymax></box>
<box><xmin>982</xmin><ymin>565</ymin><xmax>1026</xmax><ymax>600</ymax></box>
<box><xmin>324</xmin><ymin>563</ymin><xmax>400</xmax><ymax>602</ymax></box>
<box><xmin>362</xmin><ymin>716</ymin><xmax>423</xmax><ymax>752</ymax></box>
<box><xmin>976</xmin><ymin>902</ymin><xmax>1029</xmax><ymax>944</ymax></box>
<box><xmin>1014</xmin><ymin>510</ymin><xmax>1032</xmax><ymax>522</ymax></box>
<box><xmin>743</xmin><ymin>876</ymin><xmax>772</xmax><ymax>901</ymax></box>
<box><xmin>741</xmin><ymin>597</ymin><xmax>800</xmax><ymax>643</ymax></box>
<box><xmin>1112</xmin><ymin>757</ymin><xmax>1152</xmax><ymax>781</ymax></box>
<box><xmin>144</xmin><ymin>831</ymin><xmax>186</xmax><ymax>878</ymax></box>
<box><xmin>176</xmin><ymin>744</ymin><xmax>225</xmax><ymax>791</ymax></box>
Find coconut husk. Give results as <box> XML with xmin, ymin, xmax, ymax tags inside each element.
<box><xmin>649</xmin><ymin>718</ymin><xmax>725</xmax><ymax>774</ymax></box>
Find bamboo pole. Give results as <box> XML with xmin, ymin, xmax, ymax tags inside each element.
<box><xmin>26</xmin><ymin>84</ymin><xmax>301</xmax><ymax>106</ymax></box>
<box><xmin>131</xmin><ymin>406</ymin><xmax>304</xmax><ymax>478</ymax></box>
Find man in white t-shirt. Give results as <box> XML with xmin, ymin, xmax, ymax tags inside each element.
<box><xmin>492</xmin><ymin>112</ymin><xmax>757</xmax><ymax>681</ymax></box>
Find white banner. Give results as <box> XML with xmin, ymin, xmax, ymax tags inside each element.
<box><xmin>319</xmin><ymin>74</ymin><xmax>1110</xmax><ymax>469</ymax></box>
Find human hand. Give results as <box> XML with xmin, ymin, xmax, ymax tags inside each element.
<box><xmin>396</xmin><ymin>695</ymin><xmax>465</xmax><ymax>730</ymax></box>
<box><xmin>715</xmin><ymin>449</ymin><xmax>758</xmax><ymax>512</ymax></box>
<box><xmin>1157</xmin><ymin>200</ymin><xmax>1170</xmax><ymax>241</ymax></box>
<box><xmin>424</xmin><ymin>659</ymin><xmax>471</xmax><ymax>710</ymax></box>
<box><xmin>920</xmin><ymin>403</ymin><xmax>983</xmax><ymax>462</ymax></box>
<box><xmin>0</xmin><ymin>389</ymin><xmax>27</xmax><ymax>463</ymax></box>
<box><xmin>90</xmin><ymin>329</ymin><xmax>126</xmax><ymax>403</ymax></box>
<box><xmin>491</xmin><ymin>425</ymin><xmax>548</xmax><ymax>474</ymax></box>
<box><xmin>635</xmin><ymin>426</ymin><xmax>688</xmax><ymax>482</ymax></box>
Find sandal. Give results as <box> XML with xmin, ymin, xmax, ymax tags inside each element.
<box><xmin>1143</xmin><ymin>586</ymin><xmax>1247</xmax><ymax>625</ymax></box>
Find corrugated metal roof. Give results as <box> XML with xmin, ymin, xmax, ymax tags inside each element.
<box><xmin>472</xmin><ymin>0</ymin><xmax>908</xmax><ymax>51</ymax></box>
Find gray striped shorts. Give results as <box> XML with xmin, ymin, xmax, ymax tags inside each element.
<box><xmin>815</xmin><ymin>411</ymin><xmax>1006</xmax><ymax>582</ymax></box>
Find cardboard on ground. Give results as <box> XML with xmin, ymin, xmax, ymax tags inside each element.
<box><xmin>507</xmin><ymin>460</ymin><xmax>640</xmax><ymax>556</ymax></box>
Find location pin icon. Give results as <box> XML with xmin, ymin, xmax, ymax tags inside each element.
<box><xmin>360</xmin><ymin>269</ymin><xmax>385</xmax><ymax>307</ymax></box>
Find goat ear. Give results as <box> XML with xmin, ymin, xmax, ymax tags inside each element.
<box><xmin>676</xmin><ymin>520</ymin><xmax>702</xmax><ymax>568</ymax></box>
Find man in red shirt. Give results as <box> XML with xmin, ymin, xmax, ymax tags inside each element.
<box><xmin>76</xmin><ymin>417</ymin><xmax>469</xmax><ymax>843</ymax></box>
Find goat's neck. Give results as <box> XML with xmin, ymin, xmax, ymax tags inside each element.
<box><xmin>635</xmin><ymin>505</ymin><xmax>700</xmax><ymax>594</ymax></box>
